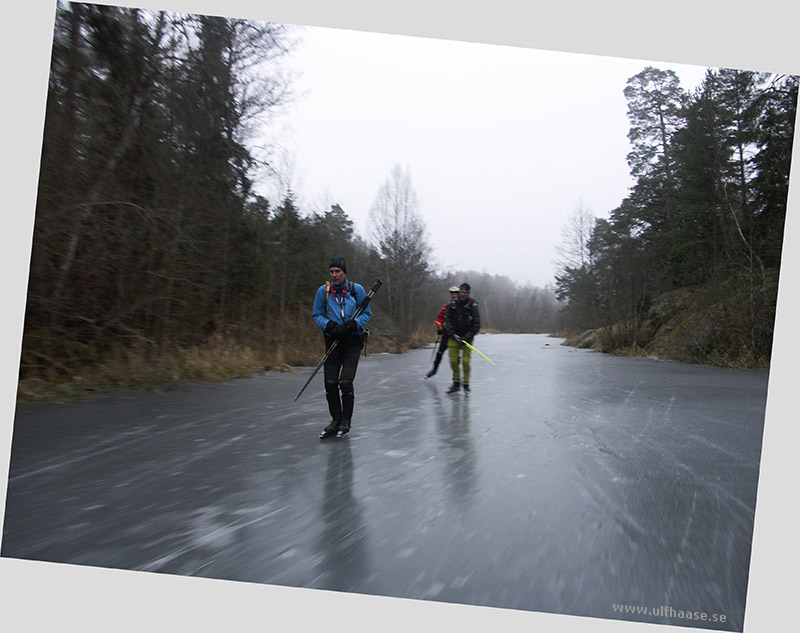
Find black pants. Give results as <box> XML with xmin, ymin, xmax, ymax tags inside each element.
<box><xmin>428</xmin><ymin>333</ymin><xmax>449</xmax><ymax>375</ymax></box>
<box><xmin>323</xmin><ymin>334</ymin><xmax>363</xmax><ymax>425</ymax></box>
<box><xmin>434</xmin><ymin>334</ymin><xmax>449</xmax><ymax>371</ymax></box>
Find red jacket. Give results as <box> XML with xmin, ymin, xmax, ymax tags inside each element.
<box><xmin>434</xmin><ymin>304</ymin><xmax>447</xmax><ymax>331</ymax></box>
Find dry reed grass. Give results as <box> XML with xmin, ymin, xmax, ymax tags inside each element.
<box><xmin>15</xmin><ymin>317</ymin><xmax>416</xmax><ymax>401</ymax></box>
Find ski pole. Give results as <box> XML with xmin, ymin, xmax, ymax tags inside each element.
<box><xmin>451</xmin><ymin>333</ymin><xmax>495</xmax><ymax>365</ymax></box>
<box><xmin>430</xmin><ymin>332</ymin><xmax>441</xmax><ymax>363</ymax></box>
<box><xmin>294</xmin><ymin>279</ymin><xmax>383</xmax><ymax>401</ymax></box>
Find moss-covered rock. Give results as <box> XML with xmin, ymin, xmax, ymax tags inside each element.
<box><xmin>562</xmin><ymin>271</ymin><xmax>778</xmax><ymax>368</ymax></box>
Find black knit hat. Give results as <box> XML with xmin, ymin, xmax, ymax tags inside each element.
<box><xmin>460</xmin><ymin>282</ymin><xmax>471</xmax><ymax>292</ymax></box>
<box><xmin>329</xmin><ymin>256</ymin><xmax>347</xmax><ymax>273</ymax></box>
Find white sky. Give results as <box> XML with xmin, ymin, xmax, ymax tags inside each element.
<box><xmin>258</xmin><ymin>26</ymin><xmax>709</xmax><ymax>288</ymax></box>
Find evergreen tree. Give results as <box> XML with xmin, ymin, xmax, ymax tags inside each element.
<box><xmin>670</xmin><ymin>71</ymin><xmax>731</xmax><ymax>284</ymax></box>
<box><xmin>750</xmin><ymin>74</ymin><xmax>798</xmax><ymax>269</ymax></box>
<box><xmin>623</xmin><ymin>66</ymin><xmax>688</xmax><ymax>235</ymax></box>
<box><xmin>23</xmin><ymin>3</ymin><xmax>297</xmax><ymax>377</ymax></box>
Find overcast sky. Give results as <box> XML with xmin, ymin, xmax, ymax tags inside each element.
<box><xmin>258</xmin><ymin>25</ymin><xmax>709</xmax><ymax>288</ymax></box>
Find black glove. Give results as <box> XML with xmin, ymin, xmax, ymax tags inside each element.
<box><xmin>344</xmin><ymin>319</ymin><xmax>358</xmax><ymax>333</ymax></box>
<box><xmin>325</xmin><ymin>321</ymin><xmax>347</xmax><ymax>338</ymax></box>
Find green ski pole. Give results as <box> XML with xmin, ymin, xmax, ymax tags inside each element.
<box><xmin>451</xmin><ymin>334</ymin><xmax>495</xmax><ymax>365</ymax></box>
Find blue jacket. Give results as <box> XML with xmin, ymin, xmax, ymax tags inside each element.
<box><xmin>312</xmin><ymin>279</ymin><xmax>372</xmax><ymax>335</ymax></box>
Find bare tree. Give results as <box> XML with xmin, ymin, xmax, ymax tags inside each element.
<box><xmin>368</xmin><ymin>164</ymin><xmax>431</xmax><ymax>340</ymax></box>
<box><xmin>554</xmin><ymin>199</ymin><xmax>599</xmax><ymax>331</ymax></box>
<box><xmin>555</xmin><ymin>198</ymin><xmax>595</xmax><ymax>271</ymax></box>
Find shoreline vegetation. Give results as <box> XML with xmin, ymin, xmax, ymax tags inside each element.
<box><xmin>561</xmin><ymin>273</ymin><xmax>777</xmax><ymax>370</ymax></box>
<box><xmin>15</xmin><ymin>323</ymin><xmax>459</xmax><ymax>402</ymax></box>
<box><xmin>16</xmin><ymin>285</ymin><xmax>772</xmax><ymax>403</ymax></box>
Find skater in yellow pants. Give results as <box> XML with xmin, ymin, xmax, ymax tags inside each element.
<box><xmin>447</xmin><ymin>336</ymin><xmax>472</xmax><ymax>393</ymax></box>
<box><xmin>444</xmin><ymin>282</ymin><xmax>480</xmax><ymax>394</ymax></box>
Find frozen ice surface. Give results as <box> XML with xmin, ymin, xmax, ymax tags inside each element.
<box><xmin>3</xmin><ymin>334</ymin><xmax>768</xmax><ymax>630</ymax></box>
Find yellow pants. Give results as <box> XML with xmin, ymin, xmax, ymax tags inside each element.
<box><xmin>447</xmin><ymin>337</ymin><xmax>472</xmax><ymax>384</ymax></box>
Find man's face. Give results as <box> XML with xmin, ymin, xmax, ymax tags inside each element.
<box><xmin>459</xmin><ymin>288</ymin><xmax>469</xmax><ymax>301</ymax></box>
<box><xmin>329</xmin><ymin>267</ymin><xmax>346</xmax><ymax>286</ymax></box>
<box><xmin>449</xmin><ymin>291</ymin><xmax>459</xmax><ymax>302</ymax></box>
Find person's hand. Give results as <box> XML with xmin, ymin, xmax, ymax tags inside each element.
<box><xmin>325</xmin><ymin>321</ymin><xmax>347</xmax><ymax>338</ymax></box>
<box><xmin>345</xmin><ymin>319</ymin><xmax>358</xmax><ymax>333</ymax></box>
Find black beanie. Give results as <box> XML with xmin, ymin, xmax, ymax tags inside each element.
<box><xmin>460</xmin><ymin>282</ymin><xmax>471</xmax><ymax>292</ymax></box>
<box><xmin>329</xmin><ymin>256</ymin><xmax>347</xmax><ymax>273</ymax></box>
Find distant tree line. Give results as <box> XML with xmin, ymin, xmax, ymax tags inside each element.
<box><xmin>22</xmin><ymin>2</ymin><xmax>558</xmax><ymax>385</ymax></box>
<box><xmin>555</xmin><ymin>67</ymin><xmax>797</xmax><ymax>363</ymax></box>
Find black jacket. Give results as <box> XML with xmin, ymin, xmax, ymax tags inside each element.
<box><xmin>445</xmin><ymin>297</ymin><xmax>480</xmax><ymax>339</ymax></box>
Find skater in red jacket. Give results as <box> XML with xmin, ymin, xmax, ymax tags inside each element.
<box><xmin>425</xmin><ymin>286</ymin><xmax>460</xmax><ymax>378</ymax></box>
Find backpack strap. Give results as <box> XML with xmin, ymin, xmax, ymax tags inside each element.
<box><xmin>325</xmin><ymin>280</ymin><xmax>354</xmax><ymax>319</ymax></box>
